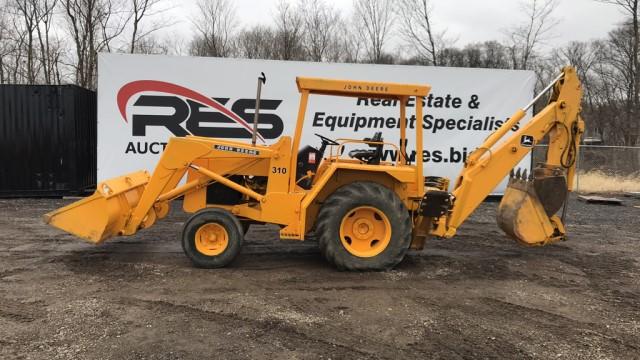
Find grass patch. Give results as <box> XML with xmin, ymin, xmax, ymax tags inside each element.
<box><xmin>576</xmin><ymin>170</ymin><xmax>640</xmax><ymax>193</ymax></box>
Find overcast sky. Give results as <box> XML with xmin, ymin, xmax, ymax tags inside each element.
<box><xmin>166</xmin><ymin>0</ymin><xmax>627</xmax><ymax>51</ymax></box>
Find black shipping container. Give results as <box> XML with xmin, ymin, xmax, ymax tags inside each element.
<box><xmin>0</xmin><ymin>85</ymin><xmax>96</xmax><ymax>197</ymax></box>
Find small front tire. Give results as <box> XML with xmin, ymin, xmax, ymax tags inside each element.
<box><xmin>181</xmin><ymin>208</ymin><xmax>243</xmax><ymax>268</ymax></box>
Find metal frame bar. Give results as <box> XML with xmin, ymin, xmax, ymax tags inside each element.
<box><xmin>189</xmin><ymin>164</ymin><xmax>264</xmax><ymax>202</ymax></box>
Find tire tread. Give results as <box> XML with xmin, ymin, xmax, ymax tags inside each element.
<box><xmin>316</xmin><ymin>181</ymin><xmax>411</xmax><ymax>271</ymax></box>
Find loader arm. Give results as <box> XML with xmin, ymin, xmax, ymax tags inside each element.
<box><xmin>121</xmin><ymin>137</ymin><xmax>213</xmax><ymax>235</ymax></box>
<box><xmin>433</xmin><ymin>67</ymin><xmax>584</xmax><ymax>244</ymax></box>
<box><xmin>44</xmin><ymin>136</ymin><xmax>284</xmax><ymax>243</ymax></box>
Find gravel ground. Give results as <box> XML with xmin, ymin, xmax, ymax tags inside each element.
<box><xmin>0</xmin><ymin>195</ymin><xmax>638</xmax><ymax>359</ymax></box>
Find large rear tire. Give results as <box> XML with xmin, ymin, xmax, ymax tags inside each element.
<box><xmin>316</xmin><ymin>182</ymin><xmax>412</xmax><ymax>271</ymax></box>
<box><xmin>181</xmin><ymin>208</ymin><xmax>243</xmax><ymax>268</ymax></box>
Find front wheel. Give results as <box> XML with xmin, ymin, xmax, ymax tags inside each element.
<box><xmin>316</xmin><ymin>182</ymin><xmax>412</xmax><ymax>271</ymax></box>
<box><xmin>181</xmin><ymin>208</ymin><xmax>244</xmax><ymax>268</ymax></box>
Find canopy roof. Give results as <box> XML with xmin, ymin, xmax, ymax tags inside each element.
<box><xmin>296</xmin><ymin>77</ymin><xmax>430</xmax><ymax>98</ymax></box>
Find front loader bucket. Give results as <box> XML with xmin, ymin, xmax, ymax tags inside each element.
<box><xmin>497</xmin><ymin>166</ymin><xmax>567</xmax><ymax>246</ymax></box>
<box><xmin>43</xmin><ymin>171</ymin><xmax>150</xmax><ymax>244</ymax></box>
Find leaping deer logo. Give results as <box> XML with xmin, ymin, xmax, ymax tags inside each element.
<box><xmin>520</xmin><ymin>135</ymin><xmax>534</xmax><ymax>147</ymax></box>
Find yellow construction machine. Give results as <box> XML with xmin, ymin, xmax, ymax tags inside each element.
<box><xmin>45</xmin><ymin>67</ymin><xmax>584</xmax><ymax>271</ymax></box>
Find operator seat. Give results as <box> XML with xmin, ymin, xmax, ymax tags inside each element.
<box><xmin>348</xmin><ymin>132</ymin><xmax>384</xmax><ymax>165</ymax></box>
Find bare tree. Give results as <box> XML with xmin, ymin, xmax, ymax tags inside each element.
<box><xmin>413</xmin><ymin>41</ymin><xmax>511</xmax><ymax>69</ymax></box>
<box><xmin>12</xmin><ymin>0</ymin><xmax>40</xmax><ymax>83</ymax></box>
<box><xmin>604</xmin><ymin>24</ymin><xmax>639</xmax><ymax>144</ymax></box>
<box><xmin>299</xmin><ymin>0</ymin><xmax>340</xmax><ymax>62</ymax></box>
<box><xmin>553</xmin><ymin>41</ymin><xmax>599</xmax><ymax>79</ymax></box>
<box><xmin>334</xmin><ymin>23</ymin><xmax>363</xmax><ymax>63</ymax></box>
<box><xmin>236</xmin><ymin>25</ymin><xmax>277</xmax><ymax>60</ymax></box>
<box><xmin>596</xmin><ymin>0</ymin><xmax>639</xmax><ymax>144</ymax></box>
<box><xmin>34</xmin><ymin>0</ymin><xmax>59</xmax><ymax>84</ymax></box>
<box><xmin>7</xmin><ymin>19</ymin><xmax>26</xmax><ymax>83</ymax></box>
<box><xmin>586</xmin><ymin>35</ymin><xmax>634</xmax><ymax>145</ymax></box>
<box><xmin>505</xmin><ymin>0</ymin><xmax>559</xmax><ymax>70</ymax></box>
<box><xmin>0</xmin><ymin>2</ymin><xmax>13</xmax><ymax>83</ymax></box>
<box><xmin>132</xmin><ymin>35</ymin><xmax>167</xmax><ymax>54</ymax></box>
<box><xmin>273</xmin><ymin>0</ymin><xmax>305</xmax><ymax>60</ymax></box>
<box><xmin>437</xmin><ymin>47</ymin><xmax>465</xmax><ymax>67</ymax></box>
<box><xmin>62</xmin><ymin>0</ymin><xmax>130</xmax><ymax>88</ymax></box>
<box><xmin>539</xmin><ymin>28</ymin><xmax>640</xmax><ymax>146</ymax></box>
<box><xmin>395</xmin><ymin>0</ymin><xmax>454</xmax><ymax>66</ymax></box>
<box><xmin>190</xmin><ymin>0</ymin><xmax>236</xmax><ymax>57</ymax></box>
<box><xmin>545</xmin><ymin>41</ymin><xmax>601</xmax><ymax>137</ymax></box>
<box><xmin>130</xmin><ymin>0</ymin><xmax>169</xmax><ymax>54</ymax></box>
<box><xmin>481</xmin><ymin>41</ymin><xmax>510</xmax><ymax>69</ymax></box>
<box><xmin>353</xmin><ymin>0</ymin><xmax>393</xmax><ymax>63</ymax></box>
<box><xmin>5</xmin><ymin>0</ymin><xmax>62</xmax><ymax>84</ymax></box>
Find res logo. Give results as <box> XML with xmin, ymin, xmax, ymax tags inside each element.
<box><xmin>117</xmin><ymin>80</ymin><xmax>284</xmax><ymax>141</ymax></box>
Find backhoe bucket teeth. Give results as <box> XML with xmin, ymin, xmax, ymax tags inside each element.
<box><xmin>43</xmin><ymin>171</ymin><xmax>150</xmax><ymax>244</ymax></box>
<box><xmin>497</xmin><ymin>165</ymin><xmax>567</xmax><ymax>246</ymax></box>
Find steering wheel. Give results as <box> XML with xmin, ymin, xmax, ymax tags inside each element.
<box><xmin>314</xmin><ymin>133</ymin><xmax>339</xmax><ymax>146</ymax></box>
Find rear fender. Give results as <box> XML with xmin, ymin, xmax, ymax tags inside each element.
<box><xmin>302</xmin><ymin>164</ymin><xmax>414</xmax><ymax>235</ymax></box>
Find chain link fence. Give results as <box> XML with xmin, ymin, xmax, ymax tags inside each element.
<box><xmin>532</xmin><ymin>145</ymin><xmax>640</xmax><ymax>193</ymax></box>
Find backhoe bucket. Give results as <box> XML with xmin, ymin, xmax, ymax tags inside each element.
<box><xmin>497</xmin><ymin>166</ymin><xmax>567</xmax><ymax>246</ymax></box>
<box><xmin>43</xmin><ymin>171</ymin><xmax>150</xmax><ymax>244</ymax></box>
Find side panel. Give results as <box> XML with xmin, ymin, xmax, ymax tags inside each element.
<box><xmin>183</xmin><ymin>137</ymin><xmax>291</xmax><ymax>213</ymax></box>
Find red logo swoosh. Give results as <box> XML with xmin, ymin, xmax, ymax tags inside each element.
<box><xmin>117</xmin><ymin>80</ymin><xmax>264</xmax><ymax>142</ymax></box>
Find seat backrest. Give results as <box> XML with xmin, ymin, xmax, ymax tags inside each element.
<box><xmin>368</xmin><ymin>132</ymin><xmax>384</xmax><ymax>165</ymax></box>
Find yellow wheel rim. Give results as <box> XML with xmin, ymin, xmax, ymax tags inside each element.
<box><xmin>194</xmin><ymin>223</ymin><xmax>229</xmax><ymax>256</ymax></box>
<box><xmin>339</xmin><ymin>206</ymin><xmax>391</xmax><ymax>258</ymax></box>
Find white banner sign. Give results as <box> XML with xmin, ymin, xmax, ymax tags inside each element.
<box><xmin>98</xmin><ymin>53</ymin><xmax>535</xmax><ymax>193</ymax></box>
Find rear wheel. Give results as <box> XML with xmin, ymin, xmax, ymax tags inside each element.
<box><xmin>316</xmin><ymin>182</ymin><xmax>412</xmax><ymax>271</ymax></box>
<box><xmin>181</xmin><ymin>208</ymin><xmax>243</xmax><ymax>268</ymax></box>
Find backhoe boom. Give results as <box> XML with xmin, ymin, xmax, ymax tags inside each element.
<box><xmin>433</xmin><ymin>67</ymin><xmax>584</xmax><ymax>245</ymax></box>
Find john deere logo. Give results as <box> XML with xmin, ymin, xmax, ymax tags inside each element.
<box><xmin>520</xmin><ymin>135</ymin><xmax>534</xmax><ymax>147</ymax></box>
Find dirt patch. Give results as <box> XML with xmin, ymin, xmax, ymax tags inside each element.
<box><xmin>0</xmin><ymin>195</ymin><xmax>638</xmax><ymax>359</ymax></box>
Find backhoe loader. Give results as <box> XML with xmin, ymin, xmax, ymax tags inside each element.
<box><xmin>45</xmin><ymin>67</ymin><xmax>584</xmax><ymax>271</ymax></box>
